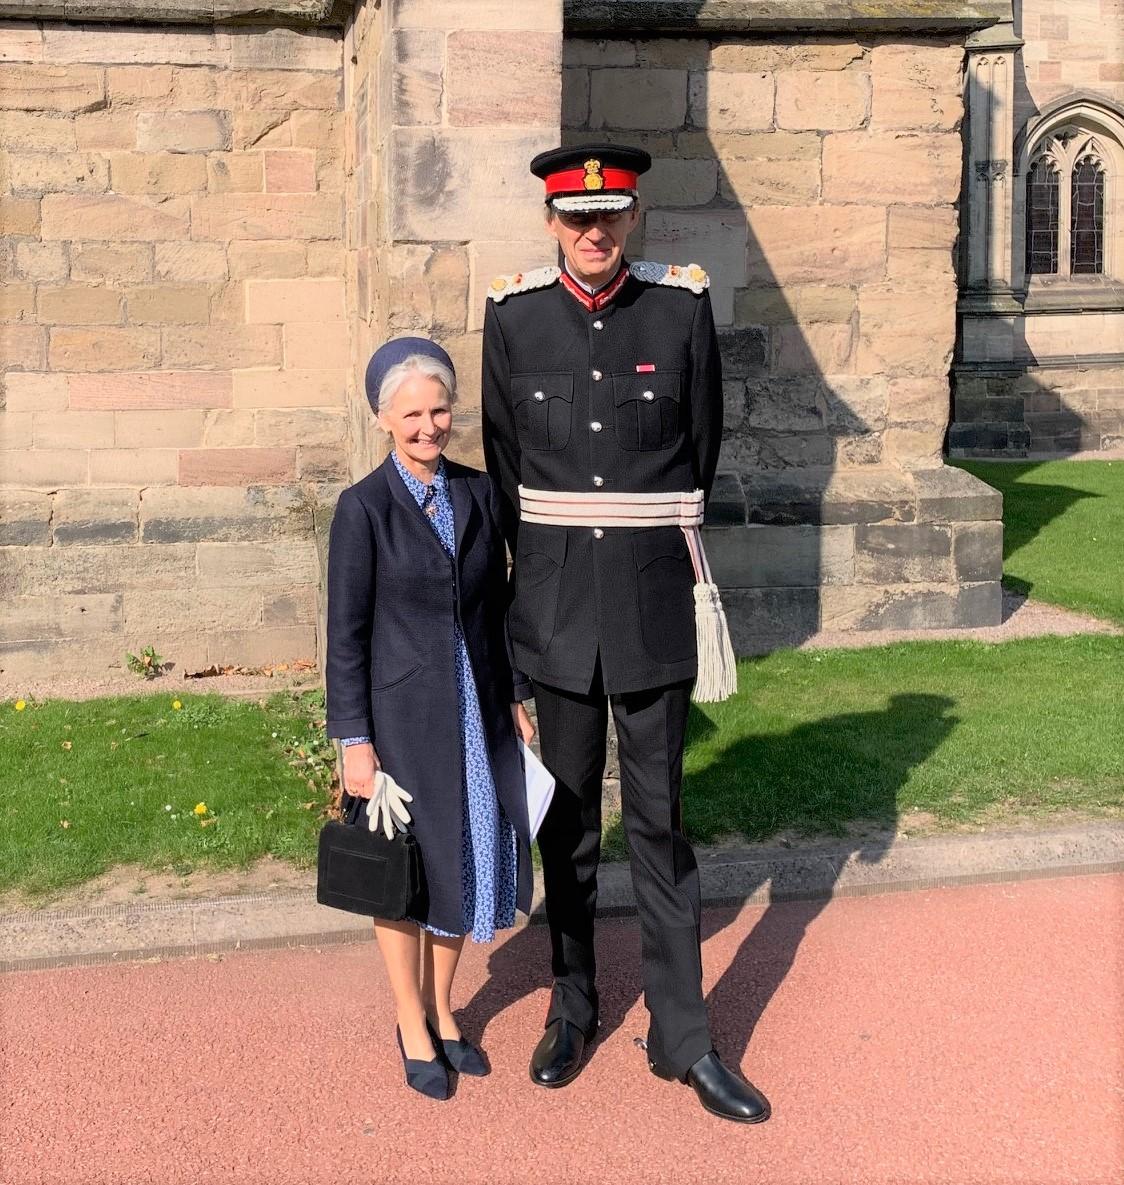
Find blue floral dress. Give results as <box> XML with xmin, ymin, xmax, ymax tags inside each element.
<box><xmin>344</xmin><ymin>453</ymin><xmax>517</xmax><ymax>943</ymax></box>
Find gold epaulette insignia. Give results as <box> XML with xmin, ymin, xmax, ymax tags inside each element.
<box><xmin>629</xmin><ymin>260</ymin><xmax>709</xmax><ymax>294</ymax></box>
<box><xmin>487</xmin><ymin>265</ymin><xmax>562</xmax><ymax>302</ymax></box>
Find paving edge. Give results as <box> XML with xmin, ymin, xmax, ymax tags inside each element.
<box><xmin>4</xmin><ymin>821</ymin><xmax>1122</xmax><ymax>973</ymax></box>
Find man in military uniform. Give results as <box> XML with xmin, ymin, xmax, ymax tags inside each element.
<box><xmin>481</xmin><ymin>144</ymin><xmax>769</xmax><ymax>1123</ymax></box>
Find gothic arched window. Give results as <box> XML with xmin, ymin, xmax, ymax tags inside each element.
<box><xmin>1071</xmin><ymin>156</ymin><xmax>1106</xmax><ymax>274</ymax></box>
<box><xmin>1026</xmin><ymin>157</ymin><xmax>1060</xmax><ymax>275</ymax></box>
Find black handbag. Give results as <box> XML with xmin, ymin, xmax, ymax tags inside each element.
<box><xmin>316</xmin><ymin>792</ymin><xmax>426</xmax><ymax>920</ymax></box>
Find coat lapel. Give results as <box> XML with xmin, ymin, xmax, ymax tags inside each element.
<box><xmin>381</xmin><ymin>454</ymin><xmax>446</xmax><ymax>555</ymax></box>
<box><xmin>450</xmin><ymin>467</ymin><xmax>477</xmax><ymax>563</ymax></box>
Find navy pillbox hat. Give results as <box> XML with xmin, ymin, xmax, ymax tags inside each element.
<box><xmin>364</xmin><ymin>336</ymin><xmax>455</xmax><ymax>413</ymax></box>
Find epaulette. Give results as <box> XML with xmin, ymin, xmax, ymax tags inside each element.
<box><xmin>487</xmin><ymin>265</ymin><xmax>561</xmax><ymax>302</ymax></box>
<box><xmin>629</xmin><ymin>260</ymin><xmax>709</xmax><ymax>294</ymax></box>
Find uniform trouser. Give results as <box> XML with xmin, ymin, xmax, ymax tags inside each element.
<box><xmin>533</xmin><ymin>664</ymin><xmax>713</xmax><ymax>1079</ymax></box>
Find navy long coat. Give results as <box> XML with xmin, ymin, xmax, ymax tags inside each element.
<box><xmin>324</xmin><ymin>454</ymin><xmax>533</xmax><ymax>935</ymax></box>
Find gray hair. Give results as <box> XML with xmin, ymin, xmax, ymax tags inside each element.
<box><xmin>377</xmin><ymin>353</ymin><xmax>457</xmax><ymax>417</ymax></box>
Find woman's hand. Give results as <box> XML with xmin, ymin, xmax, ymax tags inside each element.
<box><xmin>512</xmin><ymin>703</ymin><xmax>536</xmax><ymax>745</ymax></box>
<box><xmin>342</xmin><ymin>742</ymin><xmax>380</xmax><ymax>799</ymax></box>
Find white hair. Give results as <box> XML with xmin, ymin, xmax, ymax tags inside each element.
<box><xmin>377</xmin><ymin>353</ymin><xmax>457</xmax><ymax>417</ymax></box>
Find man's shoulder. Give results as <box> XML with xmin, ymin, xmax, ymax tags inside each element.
<box><xmin>486</xmin><ymin>265</ymin><xmax>561</xmax><ymax>304</ymax></box>
<box><xmin>629</xmin><ymin>260</ymin><xmax>709</xmax><ymax>295</ymax></box>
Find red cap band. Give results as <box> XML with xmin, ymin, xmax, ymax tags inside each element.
<box><xmin>545</xmin><ymin>166</ymin><xmax>638</xmax><ymax>196</ymax></box>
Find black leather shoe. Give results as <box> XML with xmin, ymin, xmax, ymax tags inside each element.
<box><xmin>651</xmin><ymin>1050</ymin><xmax>770</xmax><ymax>1124</ymax></box>
<box><xmin>529</xmin><ymin>1019</ymin><xmax>589</xmax><ymax>1088</ymax></box>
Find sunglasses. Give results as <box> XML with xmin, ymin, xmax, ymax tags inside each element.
<box><xmin>553</xmin><ymin>208</ymin><xmax>633</xmax><ymax>231</ymax></box>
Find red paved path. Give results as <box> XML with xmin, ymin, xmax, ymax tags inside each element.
<box><xmin>2</xmin><ymin>874</ymin><xmax>1121</xmax><ymax>1185</ymax></box>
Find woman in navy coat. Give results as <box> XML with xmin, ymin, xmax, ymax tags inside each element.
<box><xmin>325</xmin><ymin>337</ymin><xmax>535</xmax><ymax>1101</ymax></box>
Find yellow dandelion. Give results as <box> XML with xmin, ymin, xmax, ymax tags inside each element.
<box><xmin>172</xmin><ymin>700</ymin><xmax>183</xmax><ymax>711</ymax></box>
<box><xmin>14</xmin><ymin>700</ymin><xmax>26</xmax><ymax>711</ymax></box>
<box><xmin>193</xmin><ymin>802</ymin><xmax>208</xmax><ymax>816</ymax></box>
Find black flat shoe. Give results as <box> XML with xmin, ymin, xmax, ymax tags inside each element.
<box><xmin>426</xmin><ymin>1018</ymin><xmax>489</xmax><ymax>1077</ymax></box>
<box><xmin>530</xmin><ymin>1018</ymin><xmax>589</xmax><ymax>1088</ymax></box>
<box><xmin>650</xmin><ymin>1050</ymin><xmax>770</xmax><ymax>1124</ymax></box>
<box><xmin>396</xmin><ymin>1027</ymin><xmax>449</xmax><ymax>1101</ymax></box>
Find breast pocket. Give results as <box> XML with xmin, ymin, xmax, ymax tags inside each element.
<box><xmin>512</xmin><ymin>373</ymin><xmax>574</xmax><ymax>452</ymax></box>
<box><xmin>612</xmin><ymin>371</ymin><xmax>682</xmax><ymax>452</ymax></box>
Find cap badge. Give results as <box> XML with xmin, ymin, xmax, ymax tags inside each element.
<box><xmin>583</xmin><ymin>159</ymin><xmax>604</xmax><ymax>191</ymax></box>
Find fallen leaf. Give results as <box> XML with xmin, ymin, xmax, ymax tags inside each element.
<box><xmin>59</xmin><ymin>819</ymin><xmax>71</xmax><ymax>829</ymax></box>
<box><xmin>200</xmin><ymin>816</ymin><xmax>218</xmax><ymax>828</ymax></box>
<box><xmin>300</xmin><ymin>801</ymin><xmax>316</xmax><ymax>810</ymax></box>
<box><xmin>61</xmin><ymin>740</ymin><xmax>73</xmax><ymax>750</ymax></box>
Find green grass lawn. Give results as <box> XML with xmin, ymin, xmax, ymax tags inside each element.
<box><xmin>1</xmin><ymin>691</ymin><xmax>335</xmax><ymax>900</ymax></box>
<box><xmin>6</xmin><ymin>637</ymin><xmax>1118</xmax><ymax>903</ymax></box>
<box><xmin>954</xmin><ymin>459</ymin><xmax>1124</xmax><ymax>624</ymax></box>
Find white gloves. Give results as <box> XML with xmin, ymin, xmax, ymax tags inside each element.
<box><xmin>365</xmin><ymin>769</ymin><xmax>413</xmax><ymax>840</ymax></box>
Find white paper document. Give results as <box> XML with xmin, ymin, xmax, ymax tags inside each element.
<box><xmin>519</xmin><ymin>740</ymin><xmax>556</xmax><ymax>841</ymax></box>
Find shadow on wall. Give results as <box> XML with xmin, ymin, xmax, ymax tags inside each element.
<box><xmin>459</xmin><ymin>691</ymin><xmax>958</xmax><ymax>1065</ymax></box>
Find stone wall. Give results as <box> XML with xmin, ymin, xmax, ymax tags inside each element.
<box><xmin>0</xmin><ymin>20</ymin><xmax>346</xmax><ymax>677</ymax></box>
<box><xmin>951</xmin><ymin>3</ymin><xmax>1124</xmax><ymax>457</ymax></box>
<box><xmin>565</xmin><ymin>33</ymin><xmax>1001</xmax><ymax>644</ymax></box>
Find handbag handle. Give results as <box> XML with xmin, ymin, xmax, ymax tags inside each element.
<box><xmin>340</xmin><ymin>792</ymin><xmax>366</xmax><ymax>826</ymax></box>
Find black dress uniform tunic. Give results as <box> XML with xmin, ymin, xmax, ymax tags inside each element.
<box><xmin>482</xmin><ymin>265</ymin><xmax>723</xmax><ymax>696</ymax></box>
<box><xmin>482</xmin><ymin>260</ymin><xmax>725</xmax><ymax>1079</ymax></box>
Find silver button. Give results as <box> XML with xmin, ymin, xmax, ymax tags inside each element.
<box><xmin>642</xmin><ymin>390</ymin><xmax>655</xmax><ymax>401</ymax></box>
<box><xmin>593</xmin><ymin>320</ymin><xmax>604</xmax><ymax>330</ymax></box>
<box><xmin>592</xmin><ymin>475</ymin><xmax>604</xmax><ymax>487</ymax></box>
<box><xmin>591</xmin><ymin>369</ymin><xmax>603</xmax><ymax>381</ymax></box>
<box><xmin>590</xmin><ymin>421</ymin><xmax>602</xmax><ymax>432</ymax></box>
<box><xmin>592</xmin><ymin>528</ymin><xmax>605</xmax><ymax>540</ymax></box>
<box><xmin>533</xmin><ymin>390</ymin><xmax>545</xmax><ymax>401</ymax></box>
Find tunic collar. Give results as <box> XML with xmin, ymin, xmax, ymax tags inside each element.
<box><xmin>559</xmin><ymin>260</ymin><xmax>630</xmax><ymax>312</ymax></box>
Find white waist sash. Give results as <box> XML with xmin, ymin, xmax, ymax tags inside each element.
<box><xmin>517</xmin><ymin>485</ymin><xmax>737</xmax><ymax>703</ymax></box>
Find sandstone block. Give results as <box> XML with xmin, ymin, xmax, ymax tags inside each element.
<box><xmin>8</xmin><ymin>152</ymin><xmax>107</xmax><ymax>194</ymax></box>
<box><xmin>688</xmin><ymin>71</ymin><xmax>773</xmax><ymax>131</ymax></box>
<box><xmin>707</xmin><ymin>522</ymin><xmax>854</xmax><ymax>588</ymax></box>
<box><xmin>1</xmin><ymin>593</ymin><xmax>122</xmax><ymax>644</ymax></box>
<box><xmin>43</xmin><ymin>26</ymin><xmax>228</xmax><ymax>67</ymax></box>
<box><xmin>390</xmin><ymin>129</ymin><xmax>550</xmax><ymax>242</ymax></box>
<box><xmin>89</xmin><ymin>448</ymin><xmax>178</xmax><ymax>486</ymax></box>
<box><xmin>0</xmin><ymin>64</ymin><xmax>105</xmax><ymax>113</ymax></box>
<box><xmin>721</xmin><ymin>586</ymin><xmax>820</xmax><ymax>653</ymax></box>
<box><xmin>264</xmin><ymin>150</ymin><xmax>317</xmax><ymax>193</ymax></box>
<box><xmin>393</xmin><ymin>29</ymin><xmax>444</xmax><ymax>128</ymax></box>
<box><xmin>203</xmin><ymin>409</ymin><xmax>256</xmax><ymax>446</ymax></box>
<box><xmin>191</xmin><ymin>193</ymin><xmax>341</xmax><ymax>240</ymax></box>
<box><xmin>297</xmin><ymin>444</ymin><xmax>346</xmax><ymax>480</ymax></box>
<box><xmin>771</xmin><ymin>322</ymin><xmax>854</xmax><ymax>375</ymax></box>
<box><xmin>227</xmin><ymin>240</ymin><xmax>306</xmax><ymax>278</ymax></box>
<box><xmin>563</xmin><ymin>39</ymin><xmax>636</xmax><ymax>67</ymax></box>
<box><xmin>0</xmin><ymin>323</ymin><xmax>45</xmax><ymax>370</ymax></box>
<box><xmin>467</xmin><ymin>240</ymin><xmax>556</xmax><ymax>331</ymax></box>
<box><xmin>137</xmin><ymin>110</ymin><xmax>230</xmax><ymax>153</ymax></box>
<box><xmin>385</xmin><ymin>242</ymin><xmax>468</xmax><ymax>336</ymax></box>
<box><xmin>645</xmin><ymin>157</ymin><xmax>718</xmax><ymax>206</ymax></box>
<box><xmin>2</xmin><ymin>371</ymin><xmax>66</xmax><ymax>411</ymax></box>
<box><xmin>33</xmin><ymin>410</ymin><xmax>114</xmax><ymax>449</ymax></box>
<box><xmin>110</xmin><ymin>151</ymin><xmax>207</xmax><ymax>194</ymax></box>
<box><xmin>447</xmin><ymin>31</ymin><xmax>561</xmax><ymax>127</ymax></box>
<box><xmin>14</xmin><ymin>241</ymin><xmax>68</xmax><ymax>283</ymax></box>
<box><xmin>245</xmin><ymin>277</ymin><xmax>345</xmax><ymax>323</ymax></box>
<box><xmin>645</xmin><ymin>209</ymin><xmax>748</xmax><ymax>325</ymax></box>
<box><xmin>775</xmin><ymin>69</ymin><xmax>869</xmax><ymax>131</ymax></box>
<box><xmin>106</xmin><ymin>65</ymin><xmax>174</xmax><ymax>106</ymax></box>
<box><xmin>394</xmin><ymin>0</ymin><xmax>560</xmax><ymax>31</ymax></box>
<box><xmin>37</xmin><ymin>285</ymin><xmax>123</xmax><ymax>325</ymax></box>
<box><xmin>255</xmin><ymin>408</ymin><xmax>346</xmax><ymax>448</ymax></box>
<box><xmin>140</xmin><ymin>484</ymin><xmax>313</xmax><ymax>544</ymax></box>
<box><xmin>179</xmin><ymin>447</ymin><xmax>296</xmax><ymax>486</ymax></box>
<box><xmin>262</xmin><ymin>585</ymin><xmax>318</xmax><ymax>627</ymax></box>
<box><xmin>0</xmin><ymin>490</ymin><xmax>51</xmax><ymax>546</ymax></box>
<box><xmin>720</xmin><ymin>156</ymin><xmax>820</xmax><ymax>205</ymax></box>
<box><xmin>69</xmin><ymin>371</ymin><xmax>232</xmax><ymax>410</ymax></box>
<box><xmin>746</xmin><ymin>205</ymin><xmax>886</xmax><ymax>286</ymax></box>
<box><xmin>883</xmin><ymin>426</ymin><xmax>946</xmax><ymax>467</ymax></box>
<box><xmin>74</xmin><ymin>111</ymin><xmax>137</xmax><ymax>151</ymax></box>
<box><xmin>41</xmin><ymin>194</ymin><xmax>190</xmax><ymax>241</ymax></box>
<box><xmin>52</xmin><ymin>487</ymin><xmax>139</xmax><ymax>545</ymax></box>
<box><xmin>870</xmin><ymin>43</ymin><xmax>964</xmax><ymax>131</ymax></box>
<box><xmin>232</xmin><ymin>111</ymin><xmax>292</xmax><ymax>150</ymax></box>
<box><xmin>0</xmin><ymin>23</ymin><xmax>45</xmax><ymax>64</ymax></box>
<box><xmin>207</xmin><ymin>152</ymin><xmax>265</xmax><ymax>193</ymax></box>
<box><xmin>1</xmin><ymin>447</ymin><xmax>87</xmax><ymax>487</ymax></box>
<box><xmin>162</xmin><ymin>325</ymin><xmax>282</xmax><ymax>370</ymax></box>
<box><xmin>283</xmin><ymin>321</ymin><xmax>350</xmax><ymax>370</ymax></box>
<box><xmin>679</xmin><ymin>129</ymin><xmax>820</xmax><ymax>161</ymax></box>
<box><xmin>591</xmin><ymin>67</ymin><xmax>687</xmax><ymax>130</ymax></box>
<box><xmin>72</xmin><ymin>242</ymin><xmax>152</xmax><ymax>283</ymax></box>
<box><xmin>232</xmin><ymin>367</ymin><xmax>347</xmax><ymax>408</ymax></box>
<box><xmin>0</xmin><ymin>197</ymin><xmax>39</xmax><ymax>236</ymax></box>
<box><xmin>0</xmin><ymin>542</ymin><xmax>197</xmax><ymax>597</ymax></box>
<box><xmin>854</xmin><ymin>523</ymin><xmax>952</xmax><ymax>583</ymax></box>
<box><xmin>858</xmin><ymin>282</ymin><xmax>956</xmax><ymax>378</ymax></box>
<box><xmin>126</xmin><ymin>285</ymin><xmax>210</xmax><ymax>324</ymax></box>
<box><xmin>196</xmin><ymin>539</ymin><xmax>318</xmax><ymax>587</ymax></box>
<box><xmin>123</xmin><ymin>587</ymin><xmax>263</xmax><ymax>635</ymax></box>
<box><xmin>823</xmin><ymin>131</ymin><xmax>961</xmax><ymax>204</ymax></box>
<box><xmin>154</xmin><ymin>241</ymin><xmax>226</xmax><ymax>283</ymax></box>
<box><xmin>0</xmin><ymin>283</ymin><xmax>35</xmax><ymax>321</ymax></box>
<box><xmin>563</xmin><ymin>67</ymin><xmax>590</xmax><ymax>128</ymax></box>
<box><xmin>888</xmin><ymin>204</ymin><xmax>958</xmax><ymax>250</ymax></box>
<box><xmin>49</xmin><ymin>326</ymin><xmax>159</xmax><ymax>372</ymax></box>
<box><xmin>114</xmin><ymin>409</ymin><xmax>205</xmax><ymax>448</ymax></box>
<box><xmin>953</xmin><ymin>521</ymin><xmax>1003</xmax><ymax>583</ymax></box>
<box><xmin>886</xmin><ymin>247</ymin><xmax>955</xmax><ymax>284</ymax></box>
<box><xmin>0</xmin><ymin>110</ymin><xmax>77</xmax><ymax>150</ymax></box>
<box><xmin>0</xmin><ymin>411</ymin><xmax>32</xmax><ymax>449</ymax></box>
<box><xmin>227</xmin><ymin>27</ymin><xmax>340</xmax><ymax>72</ymax></box>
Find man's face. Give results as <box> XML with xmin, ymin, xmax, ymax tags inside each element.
<box><xmin>546</xmin><ymin>204</ymin><xmax>640</xmax><ymax>286</ymax></box>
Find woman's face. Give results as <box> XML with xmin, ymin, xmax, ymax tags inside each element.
<box><xmin>379</xmin><ymin>373</ymin><xmax>452</xmax><ymax>467</ymax></box>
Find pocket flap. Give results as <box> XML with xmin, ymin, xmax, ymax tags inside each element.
<box><xmin>519</xmin><ymin>522</ymin><xmax>568</xmax><ymax>566</ymax></box>
<box><xmin>611</xmin><ymin>370</ymin><xmax>681</xmax><ymax>406</ymax></box>
<box><xmin>512</xmin><ymin>373</ymin><xmax>574</xmax><ymax>405</ymax></box>
<box><xmin>633</xmin><ymin>526</ymin><xmax>688</xmax><ymax>570</ymax></box>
